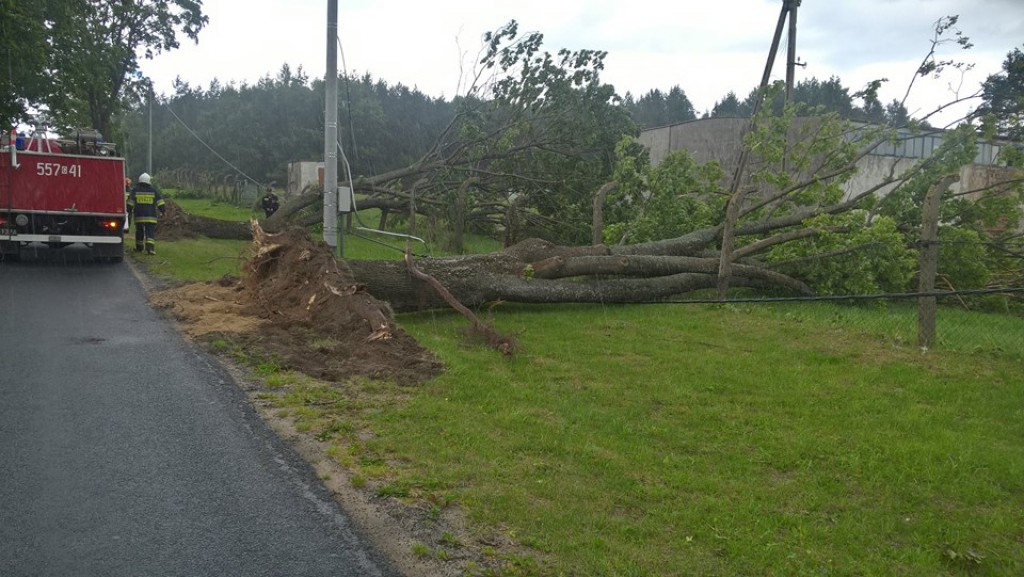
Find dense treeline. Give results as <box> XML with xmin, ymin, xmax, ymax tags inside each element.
<box><xmin>117</xmin><ymin>72</ymin><xmax>923</xmax><ymax>189</ymax></box>
<box><xmin>705</xmin><ymin>76</ymin><xmax>913</xmax><ymax>125</ymax></box>
<box><xmin>620</xmin><ymin>76</ymin><xmax>914</xmax><ymax>129</ymax></box>
<box><xmin>117</xmin><ymin>65</ymin><xmax>454</xmax><ymax>187</ymax></box>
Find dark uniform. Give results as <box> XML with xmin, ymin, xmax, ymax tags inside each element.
<box><xmin>261</xmin><ymin>190</ymin><xmax>280</xmax><ymax>218</ymax></box>
<box><xmin>127</xmin><ymin>174</ymin><xmax>166</xmax><ymax>255</ymax></box>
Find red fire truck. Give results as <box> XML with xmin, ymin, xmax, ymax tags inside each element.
<box><xmin>1</xmin><ymin>130</ymin><xmax>127</xmax><ymax>262</ymax></box>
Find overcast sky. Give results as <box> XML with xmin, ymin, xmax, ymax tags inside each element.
<box><xmin>141</xmin><ymin>0</ymin><xmax>1023</xmax><ymax>127</ymax></box>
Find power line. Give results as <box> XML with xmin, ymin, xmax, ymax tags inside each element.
<box><xmin>161</xmin><ymin>103</ymin><xmax>264</xmax><ymax>189</ymax></box>
<box><xmin>335</xmin><ymin>34</ymin><xmax>429</xmax><ymax>255</ymax></box>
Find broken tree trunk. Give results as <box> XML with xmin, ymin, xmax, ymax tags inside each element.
<box><xmin>348</xmin><ymin>238</ymin><xmax>812</xmax><ymax>313</ymax></box>
<box><xmin>404</xmin><ymin>249</ymin><xmax>517</xmax><ymax>354</ymax></box>
<box><xmin>163</xmin><ymin>201</ymin><xmax>814</xmax><ymax>312</ymax></box>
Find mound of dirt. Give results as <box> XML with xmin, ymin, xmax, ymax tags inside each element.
<box><xmin>150</xmin><ymin>223</ymin><xmax>444</xmax><ymax>386</ymax></box>
<box><xmin>156</xmin><ymin>199</ymin><xmax>253</xmax><ymax>242</ymax></box>
<box><xmin>155</xmin><ymin>199</ymin><xmax>199</xmax><ymax>241</ymax></box>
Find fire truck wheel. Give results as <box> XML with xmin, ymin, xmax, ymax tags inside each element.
<box><xmin>92</xmin><ymin>243</ymin><xmax>125</xmax><ymax>264</ymax></box>
<box><xmin>0</xmin><ymin>241</ymin><xmax>20</xmax><ymax>262</ymax></box>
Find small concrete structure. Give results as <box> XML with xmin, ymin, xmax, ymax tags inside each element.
<box><xmin>287</xmin><ymin>161</ymin><xmax>324</xmax><ymax>196</ymax></box>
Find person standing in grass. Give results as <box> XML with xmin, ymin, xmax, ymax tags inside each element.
<box><xmin>261</xmin><ymin>187</ymin><xmax>280</xmax><ymax>218</ymax></box>
<box><xmin>127</xmin><ymin>173</ymin><xmax>166</xmax><ymax>255</ymax></box>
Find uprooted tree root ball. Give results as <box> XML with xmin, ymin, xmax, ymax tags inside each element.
<box><xmin>239</xmin><ymin>221</ymin><xmax>444</xmax><ymax>385</ymax></box>
<box><xmin>152</xmin><ymin>222</ymin><xmax>444</xmax><ymax>386</ymax></box>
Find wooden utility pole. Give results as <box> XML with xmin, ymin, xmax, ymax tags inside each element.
<box><xmin>917</xmin><ymin>175</ymin><xmax>958</xmax><ymax>348</ymax></box>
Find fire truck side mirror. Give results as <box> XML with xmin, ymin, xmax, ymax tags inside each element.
<box><xmin>8</xmin><ymin>131</ymin><xmax>19</xmax><ymax>169</ymax></box>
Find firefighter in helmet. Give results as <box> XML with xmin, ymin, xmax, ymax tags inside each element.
<box><xmin>126</xmin><ymin>173</ymin><xmax>166</xmax><ymax>255</ymax></box>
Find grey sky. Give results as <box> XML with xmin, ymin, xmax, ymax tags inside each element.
<box><xmin>143</xmin><ymin>0</ymin><xmax>1023</xmax><ymax>125</ymax></box>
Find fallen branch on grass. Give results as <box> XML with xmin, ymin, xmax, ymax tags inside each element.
<box><xmin>404</xmin><ymin>249</ymin><xmax>518</xmax><ymax>355</ymax></box>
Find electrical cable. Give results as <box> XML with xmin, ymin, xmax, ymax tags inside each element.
<box><xmin>655</xmin><ymin>286</ymin><xmax>1024</xmax><ymax>306</ymax></box>
<box><xmin>162</xmin><ymin>103</ymin><xmax>265</xmax><ymax>189</ymax></box>
<box><xmin>337</xmin><ymin>37</ymin><xmax>358</xmax><ymax>165</ymax></box>
<box><xmin>336</xmin><ymin>139</ymin><xmax>431</xmax><ymax>258</ymax></box>
<box><xmin>335</xmin><ymin>34</ymin><xmax>430</xmax><ymax>256</ymax></box>
<box><xmin>141</xmin><ymin>34</ymin><xmax>435</xmax><ymax>257</ymax></box>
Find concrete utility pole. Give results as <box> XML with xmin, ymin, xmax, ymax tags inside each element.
<box><xmin>785</xmin><ymin>0</ymin><xmax>800</xmax><ymax>103</ymax></box>
<box><xmin>147</xmin><ymin>84</ymin><xmax>153</xmax><ymax>174</ymax></box>
<box><xmin>323</xmin><ymin>0</ymin><xmax>338</xmax><ymax>249</ymax></box>
<box><xmin>717</xmin><ymin>0</ymin><xmax>801</xmax><ymax>299</ymax></box>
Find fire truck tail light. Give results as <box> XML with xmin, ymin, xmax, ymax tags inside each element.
<box><xmin>103</xmin><ymin>220</ymin><xmax>121</xmax><ymax>229</ymax></box>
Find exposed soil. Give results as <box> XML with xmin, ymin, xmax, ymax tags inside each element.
<box><xmin>139</xmin><ymin>224</ymin><xmax>503</xmax><ymax>577</ymax></box>
<box><xmin>156</xmin><ymin>199</ymin><xmax>199</xmax><ymax>241</ymax></box>
<box><xmin>150</xmin><ymin>224</ymin><xmax>444</xmax><ymax>386</ymax></box>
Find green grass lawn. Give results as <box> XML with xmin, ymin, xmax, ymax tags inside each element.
<box><xmin>355</xmin><ymin>303</ymin><xmax>1023</xmax><ymax>576</ymax></box>
<box><xmin>168</xmin><ymin>195</ymin><xmax>259</xmax><ymax>222</ymax></box>
<box><xmin>133</xmin><ymin>227</ymin><xmax>501</xmax><ymax>282</ymax></box>
<box><xmin>132</xmin><ymin>236</ymin><xmax>250</xmax><ymax>280</ymax></box>
<box><xmin>141</xmin><ymin>199</ymin><xmax>1024</xmax><ymax>575</ymax></box>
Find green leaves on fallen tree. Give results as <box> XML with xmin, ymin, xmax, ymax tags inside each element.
<box><xmin>605</xmin><ymin>136</ymin><xmax>724</xmax><ymax>245</ymax></box>
<box><xmin>765</xmin><ymin>212</ymin><xmax>917</xmax><ymax>296</ymax></box>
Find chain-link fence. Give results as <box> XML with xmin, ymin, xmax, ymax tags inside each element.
<box><xmin>669</xmin><ymin>288</ymin><xmax>1022</xmax><ymax>363</ymax></box>
<box><xmin>720</xmin><ymin>237</ymin><xmax>1024</xmax><ymax>359</ymax></box>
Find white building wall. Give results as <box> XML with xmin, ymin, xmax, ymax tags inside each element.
<box><xmin>287</xmin><ymin>161</ymin><xmax>323</xmax><ymax>196</ymax></box>
<box><xmin>639</xmin><ymin>119</ymin><xmax>1018</xmax><ymax>205</ymax></box>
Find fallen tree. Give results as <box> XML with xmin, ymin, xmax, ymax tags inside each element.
<box><xmin>347</xmin><ymin>236</ymin><xmax>814</xmax><ymax>313</ymax></box>
<box><xmin>164</xmin><ymin>18</ymin><xmax>1022</xmax><ymax>312</ymax></box>
<box><xmin>166</xmin><ymin>117</ymin><xmax>1021</xmax><ymax>313</ymax></box>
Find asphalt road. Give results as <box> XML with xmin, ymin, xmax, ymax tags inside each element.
<box><xmin>0</xmin><ymin>245</ymin><xmax>398</xmax><ymax>577</ymax></box>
